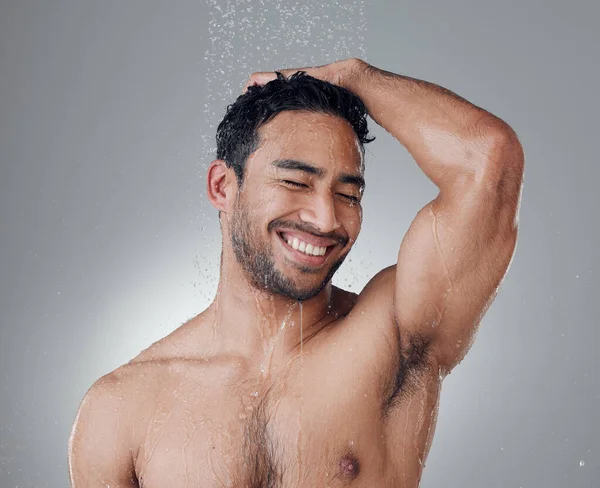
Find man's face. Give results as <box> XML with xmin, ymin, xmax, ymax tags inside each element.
<box><xmin>228</xmin><ymin>110</ymin><xmax>364</xmax><ymax>301</ymax></box>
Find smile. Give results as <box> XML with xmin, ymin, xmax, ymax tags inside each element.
<box><xmin>283</xmin><ymin>235</ymin><xmax>327</xmax><ymax>256</ymax></box>
<box><xmin>276</xmin><ymin>231</ymin><xmax>336</xmax><ymax>265</ymax></box>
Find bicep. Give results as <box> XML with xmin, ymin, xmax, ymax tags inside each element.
<box><xmin>396</xmin><ymin>152</ymin><xmax>523</xmax><ymax>374</ymax></box>
<box><xmin>68</xmin><ymin>375</ymin><xmax>138</xmax><ymax>487</ymax></box>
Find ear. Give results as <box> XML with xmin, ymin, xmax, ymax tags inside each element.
<box><xmin>206</xmin><ymin>160</ymin><xmax>236</xmax><ymax>213</ymax></box>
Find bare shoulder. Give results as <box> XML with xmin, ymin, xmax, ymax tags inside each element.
<box><xmin>68</xmin><ymin>362</ymin><xmax>159</xmax><ymax>485</ymax></box>
<box><xmin>71</xmin><ymin>365</ymin><xmax>139</xmax><ymax>430</ymax></box>
<box><xmin>71</xmin><ymin>355</ymin><xmax>194</xmax><ymax>431</ymax></box>
<box><xmin>69</xmin><ymin>359</ymin><xmax>189</xmax><ymax>472</ymax></box>
<box><xmin>71</xmin><ymin>361</ymin><xmax>159</xmax><ymax>441</ymax></box>
<box><xmin>323</xmin><ymin>267</ymin><xmax>396</xmax><ymax>348</ymax></box>
<box><xmin>329</xmin><ymin>266</ymin><xmax>438</xmax><ymax>374</ymax></box>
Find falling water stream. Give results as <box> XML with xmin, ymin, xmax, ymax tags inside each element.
<box><xmin>297</xmin><ymin>300</ymin><xmax>304</xmax><ymax>481</ymax></box>
<box><xmin>197</xmin><ymin>1</ymin><xmax>369</xmax><ymax>484</ymax></box>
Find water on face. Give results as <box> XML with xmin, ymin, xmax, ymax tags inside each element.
<box><xmin>196</xmin><ymin>0</ymin><xmax>373</xmax><ymax>305</ymax></box>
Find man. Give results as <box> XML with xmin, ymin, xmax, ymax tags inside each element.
<box><xmin>68</xmin><ymin>58</ymin><xmax>524</xmax><ymax>487</ymax></box>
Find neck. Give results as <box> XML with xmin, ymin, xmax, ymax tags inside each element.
<box><xmin>205</xmin><ymin>250</ymin><xmax>335</xmax><ymax>370</ymax></box>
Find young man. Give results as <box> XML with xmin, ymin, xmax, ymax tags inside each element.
<box><xmin>69</xmin><ymin>58</ymin><xmax>524</xmax><ymax>487</ymax></box>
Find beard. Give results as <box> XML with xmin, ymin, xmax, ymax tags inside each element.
<box><xmin>229</xmin><ymin>197</ymin><xmax>350</xmax><ymax>301</ymax></box>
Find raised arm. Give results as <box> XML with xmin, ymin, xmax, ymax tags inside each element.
<box><xmin>243</xmin><ymin>58</ymin><xmax>524</xmax><ymax>375</ymax></box>
<box><xmin>343</xmin><ymin>59</ymin><xmax>524</xmax><ymax>374</ymax></box>
<box><xmin>68</xmin><ymin>373</ymin><xmax>139</xmax><ymax>486</ymax></box>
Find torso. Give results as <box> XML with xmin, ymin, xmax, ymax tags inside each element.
<box><xmin>116</xmin><ymin>288</ymin><xmax>443</xmax><ymax>488</ymax></box>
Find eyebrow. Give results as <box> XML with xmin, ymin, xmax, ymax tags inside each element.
<box><xmin>271</xmin><ymin>158</ymin><xmax>365</xmax><ymax>191</ymax></box>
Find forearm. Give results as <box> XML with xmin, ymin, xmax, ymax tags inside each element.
<box><xmin>344</xmin><ymin>60</ymin><xmax>515</xmax><ymax>189</ymax></box>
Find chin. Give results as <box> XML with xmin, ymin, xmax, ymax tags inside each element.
<box><xmin>274</xmin><ymin>269</ymin><xmax>330</xmax><ymax>301</ymax></box>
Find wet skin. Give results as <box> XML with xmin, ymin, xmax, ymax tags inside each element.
<box><xmin>108</xmin><ymin>283</ymin><xmax>441</xmax><ymax>488</ymax></box>
<box><xmin>69</xmin><ymin>59</ymin><xmax>523</xmax><ymax>488</ymax></box>
<box><xmin>70</xmin><ymin>112</ymin><xmax>443</xmax><ymax>487</ymax></box>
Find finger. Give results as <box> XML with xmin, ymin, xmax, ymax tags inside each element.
<box><xmin>241</xmin><ymin>65</ymin><xmax>325</xmax><ymax>94</ymax></box>
<box><xmin>241</xmin><ymin>71</ymin><xmax>278</xmax><ymax>93</ymax></box>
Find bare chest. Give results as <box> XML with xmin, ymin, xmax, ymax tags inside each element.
<box><xmin>133</xmin><ymin>350</ymin><xmax>439</xmax><ymax>488</ymax></box>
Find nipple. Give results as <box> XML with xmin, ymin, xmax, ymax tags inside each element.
<box><xmin>339</xmin><ymin>454</ymin><xmax>360</xmax><ymax>479</ymax></box>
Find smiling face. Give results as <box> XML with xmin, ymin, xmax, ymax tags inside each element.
<box><xmin>227</xmin><ymin>110</ymin><xmax>365</xmax><ymax>301</ymax></box>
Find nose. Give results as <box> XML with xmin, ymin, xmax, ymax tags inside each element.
<box><xmin>298</xmin><ymin>192</ymin><xmax>341</xmax><ymax>234</ymax></box>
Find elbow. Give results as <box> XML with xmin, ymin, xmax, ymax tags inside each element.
<box><xmin>471</xmin><ymin>120</ymin><xmax>525</xmax><ymax>189</ymax></box>
<box><xmin>478</xmin><ymin>118</ymin><xmax>525</xmax><ymax>169</ymax></box>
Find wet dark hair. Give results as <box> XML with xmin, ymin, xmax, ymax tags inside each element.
<box><xmin>216</xmin><ymin>71</ymin><xmax>375</xmax><ymax>187</ymax></box>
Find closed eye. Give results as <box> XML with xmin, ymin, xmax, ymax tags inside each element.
<box><xmin>341</xmin><ymin>194</ymin><xmax>360</xmax><ymax>204</ymax></box>
<box><xmin>282</xmin><ymin>180</ymin><xmax>308</xmax><ymax>188</ymax></box>
<box><xmin>282</xmin><ymin>180</ymin><xmax>360</xmax><ymax>204</ymax></box>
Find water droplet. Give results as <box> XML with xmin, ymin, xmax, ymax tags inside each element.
<box><xmin>579</xmin><ymin>460</ymin><xmax>585</xmax><ymax>467</ymax></box>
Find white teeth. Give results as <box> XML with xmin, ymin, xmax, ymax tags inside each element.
<box><xmin>284</xmin><ymin>236</ymin><xmax>327</xmax><ymax>257</ymax></box>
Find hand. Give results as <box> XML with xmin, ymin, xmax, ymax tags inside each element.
<box><xmin>241</xmin><ymin>58</ymin><xmax>367</xmax><ymax>93</ymax></box>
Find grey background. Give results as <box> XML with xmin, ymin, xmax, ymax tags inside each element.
<box><xmin>0</xmin><ymin>0</ymin><xmax>598</xmax><ymax>486</ymax></box>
